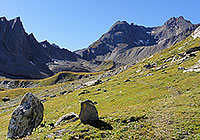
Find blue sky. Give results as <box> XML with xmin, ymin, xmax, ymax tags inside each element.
<box><xmin>0</xmin><ymin>0</ymin><xmax>199</xmax><ymax>51</ymax></box>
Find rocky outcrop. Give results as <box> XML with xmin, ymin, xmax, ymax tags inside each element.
<box><xmin>75</xmin><ymin>16</ymin><xmax>198</xmax><ymax>65</ymax></box>
<box><xmin>79</xmin><ymin>100</ymin><xmax>99</xmax><ymax>124</ymax></box>
<box><xmin>192</xmin><ymin>26</ymin><xmax>200</xmax><ymax>39</ymax></box>
<box><xmin>83</xmin><ymin>79</ymin><xmax>102</xmax><ymax>86</ymax></box>
<box><xmin>7</xmin><ymin>92</ymin><xmax>44</xmax><ymax>139</ymax></box>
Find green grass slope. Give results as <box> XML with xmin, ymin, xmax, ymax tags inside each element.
<box><xmin>0</xmin><ymin>36</ymin><xmax>200</xmax><ymax>139</ymax></box>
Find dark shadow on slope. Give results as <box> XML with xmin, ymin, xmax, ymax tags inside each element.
<box><xmin>87</xmin><ymin>120</ymin><xmax>113</xmax><ymax>130</ymax></box>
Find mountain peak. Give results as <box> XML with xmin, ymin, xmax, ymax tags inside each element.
<box><xmin>7</xmin><ymin>16</ymin><xmax>25</xmax><ymax>33</ymax></box>
<box><xmin>0</xmin><ymin>16</ymin><xmax>7</xmax><ymax>22</ymax></box>
<box><xmin>164</xmin><ymin>16</ymin><xmax>192</xmax><ymax>26</ymax></box>
<box><xmin>108</xmin><ymin>20</ymin><xmax>129</xmax><ymax>32</ymax></box>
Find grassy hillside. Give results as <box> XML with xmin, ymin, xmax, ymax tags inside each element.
<box><xmin>0</xmin><ymin>36</ymin><xmax>200</xmax><ymax>139</ymax></box>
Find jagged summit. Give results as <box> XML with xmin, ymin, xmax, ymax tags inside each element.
<box><xmin>164</xmin><ymin>16</ymin><xmax>192</xmax><ymax>26</ymax></box>
<box><xmin>0</xmin><ymin>16</ymin><xmax>7</xmax><ymax>21</ymax></box>
<box><xmin>0</xmin><ymin>16</ymin><xmax>89</xmax><ymax>79</ymax></box>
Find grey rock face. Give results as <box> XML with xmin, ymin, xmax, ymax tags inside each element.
<box><xmin>75</xmin><ymin>16</ymin><xmax>198</xmax><ymax>65</ymax></box>
<box><xmin>192</xmin><ymin>26</ymin><xmax>200</xmax><ymax>39</ymax></box>
<box><xmin>0</xmin><ymin>17</ymin><xmax>52</xmax><ymax>79</ymax></box>
<box><xmin>7</xmin><ymin>92</ymin><xmax>44</xmax><ymax>139</ymax></box>
<box><xmin>0</xmin><ymin>17</ymin><xmax>90</xmax><ymax>79</ymax></box>
<box><xmin>79</xmin><ymin>99</ymin><xmax>99</xmax><ymax>124</ymax></box>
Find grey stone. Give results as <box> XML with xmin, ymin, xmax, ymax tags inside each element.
<box><xmin>178</xmin><ymin>67</ymin><xmax>185</xmax><ymax>71</ymax></box>
<box><xmin>83</xmin><ymin>79</ymin><xmax>102</xmax><ymax>86</ymax></box>
<box><xmin>124</xmin><ymin>79</ymin><xmax>131</xmax><ymax>82</ymax></box>
<box><xmin>55</xmin><ymin>112</ymin><xmax>78</xmax><ymax>126</ymax></box>
<box><xmin>78</xmin><ymin>91</ymin><xmax>86</xmax><ymax>96</ymax></box>
<box><xmin>96</xmin><ymin>88</ymin><xmax>101</xmax><ymax>91</ymax></box>
<box><xmin>50</xmin><ymin>94</ymin><xmax>56</xmax><ymax>98</ymax></box>
<box><xmin>7</xmin><ymin>92</ymin><xmax>44</xmax><ymax>139</ymax></box>
<box><xmin>143</xmin><ymin>63</ymin><xmax>156</xmax><ymax>69</ymax></box>
<box><xmin>146</xmin><ymin>73</ymin><xmax>154</xmax><ymax>77</ymax></box>
<box><xmin>79</xmin><ymin>99</ymin><xmax>99</xmax><ymax>124</ymax></box>
<box><xmin>60</xmin><ymin>90</ymin><xmax>68</xmax><ymax>95</ymax></box>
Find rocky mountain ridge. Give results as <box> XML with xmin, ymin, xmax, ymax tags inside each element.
<box><xmin>0</xmin><ymin>17</ymin><xmax>90</xmax><ymax>79</ymax></box>
<box><xmin>0</xmin><ymin>16</ymin><xmax>199</xmax><ymax>79</ymax></box>
<box><xmin>75</xmin><ymin>16</ymin><xmax>198</xmax><ymax>64</ymax></box>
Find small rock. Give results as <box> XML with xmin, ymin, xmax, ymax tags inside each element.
<box><xmin>83</xmin><ymin>79</ymin><xmax>102</xmax><ymax>86</ymax></box>
<box><xmin>143</xmin><ymin>63</ymin><xmax>156</xmax><ymax>69</ymax></box>
<box><xmin>96</xmin><ymin>88</ymin><xmax>101</xmax><ymax>91</ymax></box>
<box><xmin>189</xmin><ymin>53</ymin><xmax>196</xmax><ymax>57</ymax></box>
<box><xmin>2</xmin><ymin>97</ymin><xmax>10</xmax><ymax>102</ymax></box>
<box><xmin>79</xmin><ymin>99</ymin><xmax>99</xmax><ymax>124</ymax></box>
<box><xmin>178</xmin><ymin>67</ymin><xmax>185</xmax><ymax>71</ymax></box>
<box><xmin>124</xmin><ymin>79</ymin><xmax>131</xmax><ymax>82</ymax></box>
<box><xmin>41</xmin><ymin>98</ymin><xmax>47</xmax><ymax>103</ymax></box>
<box><xmin>55</xmin><ymin>112</ymin><xmax>78</xmax><ymax>126</ymax></box>
<box><xmin>146</xmin><ymin>73</ymin><xmax>154</xmax><ymax>77</ymax></box>
<box><xmin>60</xmin><ymin>91</ymin><xmax>68</xmax><ymax>95</ymax></box>
<box><xmin>49</xmin><ymin>123</ymin><xmax>55</xmax><ymax>128</ymax></box>
<box><xmin>50</xmin><ymin>95</ymin><xmax>56</xmax><ymax>98</ymax></box>
<box><xmin>78</xmin><ymin>91</ymin><xmax>86</xmax><ymax>96</ymax></box>
<box><xmin>162</xmin><ymin>65</ymin><xmax>169</xmax><ymax>69</ymax></box>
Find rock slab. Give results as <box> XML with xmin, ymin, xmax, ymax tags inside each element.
<box><xmin>79</xmin><ymin>99</ymin><xmax>99</xmax><ymax>124</ymax></box>
<box><xmin>55</xmin><ymin>112</ymin><xmax>78</xmax><ymax>126</ymax></box>
<box><xmin>7</xmin><ymin>92</ymin><xmax>44</xmax><ymax>139</ymax></box>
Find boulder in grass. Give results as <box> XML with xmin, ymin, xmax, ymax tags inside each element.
<box><xmin>55</xmin><ymin>112</ymin><xmax>78</xmax><ymax>126</ymax></box>
<box><xmin>7</xmin><ymin>92</ymin><xmax>44</xmax><ymax>139</ymax></box>
<box><xmin>79</xmin><ymin>99</ymin><xmax>99</xmax><ymax>124</ymax></box>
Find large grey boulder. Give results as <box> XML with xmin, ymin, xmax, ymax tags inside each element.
<box><xmin>7</xmin><ymin>92</ymin><xmax>44</xmax><ymax>139</ymax></box>
<box><xmin>79</xmin><ymin>100</ymin><xmax>99</xmax><ymax>124</ymax></box>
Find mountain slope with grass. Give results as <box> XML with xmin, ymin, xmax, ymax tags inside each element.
<box><xmin>0</xmin><ymin>28</ymin><xmax>200</xmax><ymax>139</ymax></box>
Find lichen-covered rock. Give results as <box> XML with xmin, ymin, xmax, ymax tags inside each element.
<box><xmin>79</xmin><ymin>99</ymin><xmax>99</xmax><ymax>124</ymax></box>
<box><xmin>7</xmin><ymin>92</ymin><xmax>44</xmax><ymax>139</ymax></box>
